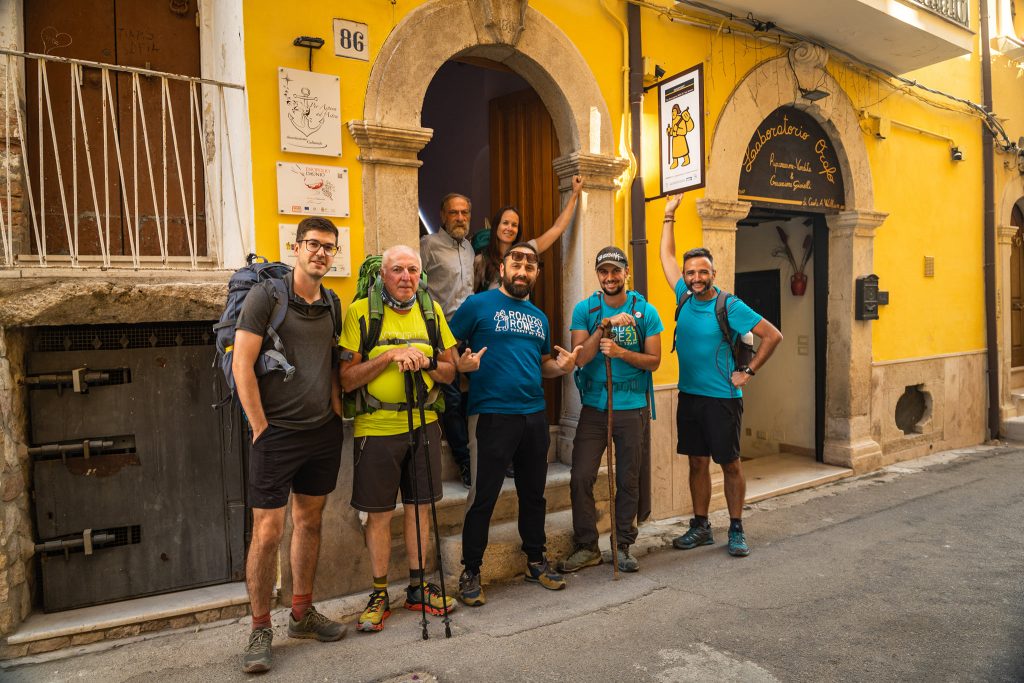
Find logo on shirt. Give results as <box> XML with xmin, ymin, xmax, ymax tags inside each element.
<box><xmin>494</xmin><ymin>309</ymin><xmax>545</xmax><ymax>339</ymax></box>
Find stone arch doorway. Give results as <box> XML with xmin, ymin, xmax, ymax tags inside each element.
<box><xmin>349</xmin><ymin>0</ymin><xmax>627</xmax><ymax>426</ymax></box>
<box><xmin>701</xmin><ymin>45</ymin><xmax>887</xmax><ymax>472</ymax></box>
<box><xmin>998</xmin><ymin>187</ymin><xmax>1024</xmax><ymax>422</ymax></box>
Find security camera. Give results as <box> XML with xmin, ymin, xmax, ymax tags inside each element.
<box><xmin>950</xmin><ymin>147</ymin><xmax>964</xmax><ymax>161</ymax></box>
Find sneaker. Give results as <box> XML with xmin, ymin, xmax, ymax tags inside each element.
<box><xmin>525</xmin><ymin>557</ymin><xmax>566</xmax><ymax>590</ymax></box>
<box><xmin>728</xmin><ymin>529</ymin><xmax>750</xmax><ymax>557</ymax></box>
<box><xmin>672</xmin><ymin>519</ymin><xmax>714</xmax><ymax>550</ymax></box>
<box><xmin>505</xmin><ymin>463</ymin><xmax>515</xmax><ymax>478</ymax></box>
<box><xmin>242</xmin><ymin>626</ymin><xmax>273</xmax><ymax>673</ymax></box>
<box><xmin>459</xmin><ymin>569</ymin><xmax>486</xmax><ymax>606</ymax></box>
<box><xmin>616</xmin><ymin>544</ymin><xmax>639</xmax><ymax>573</ymax></box>
<box><xmin>405</xmin><ymin>582</ymin><xmax>457</xmax><ymax>616</ymax></box>
<box><xmin>459</xmin><ymin>463</ymin><xmax>472</xmax><ymax>489</ymax></box>
<box><xmin>357</xmin><ymin>589</ymin><xmax>391</xmax><ymax>632</ymax></box>
<box><xmin>558</xmin><ymin>544</ymin><xmax>602</xmax><ymax>573</ymax></box>
<box><xmin>288</xmin><ymin>604</ymin><xmax>347</xmax><ymax>642</ymax></box>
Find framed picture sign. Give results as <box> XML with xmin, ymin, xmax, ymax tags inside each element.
<box><xmin>657</xmin><ymin>64</ymin><xmax>705</xmax><ymax>196</ymax></box>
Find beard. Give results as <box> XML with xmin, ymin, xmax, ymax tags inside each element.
<box><xmin>601</xmin><ymin>282</ymin><xmax>624</xmax><ymax>297</ymax></box>
<box><xmin>503</xmin><ymin>272</ymin><xmax>534</xmax><ymax>298</ymax></box>
<box><xmin>446</xmin><ymin>223</ymin><xmax>469</xmax><ymax>240</ymax></box>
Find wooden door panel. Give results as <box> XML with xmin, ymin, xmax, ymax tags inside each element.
<box><xmin>1012</xmin><ymin>204</ymin><xmax>1024</xmax><ymax>367</ymax></box>
<box><xmin>490</xmin><ymin>89</ymin><xmax>563</xmax><ymax>425</ymax></box>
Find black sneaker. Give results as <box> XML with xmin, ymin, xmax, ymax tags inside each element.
<box><xmin>242</xmin><ymin>626</ymin><xmax>273</xmax><ymax>673</ymax></box>
<box><xmin>459</xmin><ymin>463</ymin><xmax>472</xmax><ymax>489</ymax></box>
<box><xmin>287</xmin><ymin>605</ymin><xmax>347</xmax><ymax>642</ymax></box>
<box><xmin>672</xmin><ymin>518</ymin><xmax>714</xmax><ymax>550</ymax></box>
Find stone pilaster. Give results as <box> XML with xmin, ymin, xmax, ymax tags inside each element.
<box><xmin>997</xmin><ymin>224</ymin><xmax>1019</xmax><ymax>420</ymax></box>
<box><xmin>823</xmin><ymin>209</ymin><xmax>887</xmax><ymax>472</ymax></box>
<box><xmin>695</xmin><ymin>198</ymin><xmax>751</xmax><ymax>292</ymax></box>
<box><xmin>347</xmin><ymin>121</ymin><xmax>434</xmax><ymax>255</ymax></box>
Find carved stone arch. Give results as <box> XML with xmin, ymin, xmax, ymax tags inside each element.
<box><xmin>996</xmin><ymin>174</ymin><xmax>1024</xmax><ymax>420</ymax></box>
<box><xmin>700</xmin><ymin>48</ymin><xmax>888</xmax><ymax>472</ymax></box>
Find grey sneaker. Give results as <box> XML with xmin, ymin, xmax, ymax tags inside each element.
<box><xmin>242</xmin><ymin>626</ymin><xmax>273</xmax><ymax>674</ymax></box>
<box><xmin>459</xmin><ymin>568</ymin><xmax>486</xmax><ymax>606</ymax></box>
<box><xmin>287</xmin><ymin>605</ymin><xmax>347</xmax><ymax>642</ymax></box>
<box><xmin>558</xmin><ymin>544</ymin><xmax>602</xmax><ymax>573</ymax></box>
<box><xmin>616</xmin><ymin>544</ymin><xmax>639</xmax><ymax>572</ymax></box>
<box><xmin>672</xmin><ymin>518</ymin><xmax>714</xmax><ymax>550</ymax></box>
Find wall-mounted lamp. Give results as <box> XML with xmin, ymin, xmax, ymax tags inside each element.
<box><xmin>654</xmin><ymin>64</ymin><xmax>666</xmax><ymax>79</ymax></box>
<box><xmin>293</xmin><ymin>36</ymin><xmax>325</xmax><ymax>71</ymax></box>
<box><xmin>950</xmin><ymin>146</ymin><xmax>964</xmax><ymax>162</ymax></box>
<box><xmin>799</xmin><ymin>87</ymin><xmax>830</xmax><ymax>102</ymax></box>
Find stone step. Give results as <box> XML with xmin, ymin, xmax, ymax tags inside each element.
<box><xmin>1000</xmin><ymin>416</ymin><xmax>1024</xmax><ymax>442</ymax></box>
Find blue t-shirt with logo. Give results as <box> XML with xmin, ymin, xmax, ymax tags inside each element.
<box><xmin>570</xmin><ymin>292</ymin><xmax>664</xmax><ymax>411</ymax></box>
<box><xmin>673</xmin><ymin>280</ymin><xmax>762</xmax><ymax>399</ymax></box>
<box><xmin>449</xmin><ymin>288</ymin><xmax>551</xmax><ymax>415</ymax></box>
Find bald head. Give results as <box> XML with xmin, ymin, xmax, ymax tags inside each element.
<box><xmin>382</xmin><ymin>245</ymin><xmax>420</xmax><ymax>270</ymax></box>
<box><xmin>380</xmin><ymin>245</ymin><xmax>422</xmax><ymax>303</ymax></box>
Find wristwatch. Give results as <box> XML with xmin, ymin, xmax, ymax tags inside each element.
<box><xmin>427</xmin><ymin>355</ymin><xmax>438</xmax><ymax>371</ymax></box>
<box><xmin>739</xmin><ymin>366</ymin><xmax>755</xmax><ymax>376</ymax></box>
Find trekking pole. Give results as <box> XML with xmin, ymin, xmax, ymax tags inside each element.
<box><xmin>403</xmin><ymin>370</ymin><xmax>430</xmax><ymax>640</ymax></box>
<box><xmin>414</xmin><ymin>371</ymin><xmax>453</xmax><ymax>638</ymax></box>
<box><xmin>604</xmin><ymin>328</ymin><xmax>619</xmax><ymax>581</ymax></box>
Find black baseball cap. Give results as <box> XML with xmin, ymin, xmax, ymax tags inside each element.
<box><xmin>595</xmin><ymin>246</ymin><xmax>628</xmax><ymax>269</ymax></box>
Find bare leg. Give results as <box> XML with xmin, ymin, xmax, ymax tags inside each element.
<box><xmin>289</xmin><ymin>494</ymin><xmax>327</xmax><ymax>596</ymax></box>
<box><xmin>404</xmin><ymin>504</ymin><xmax>432</xmax><ymax>576</ymax></box>
<box><xmin>721</xmin><ymin>460</ymin><xmax>746</xmax><ymax>519</ymax></box>
<box><xmin>365</xmin><ymin>511</ymin><xmax>394</xmax><ymax>579</ymax></box>
<box><xmin>687</xmin><ymin>455</ymin><xmax>712</xmax><ymax>517</ymax></box>
<box><xmin>247</xmin><ymin>507</ymin><xmax>287</xmax><ymax>616</ymax></box>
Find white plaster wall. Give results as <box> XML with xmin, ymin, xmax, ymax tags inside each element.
<box><xmin>735</xmin><ymin>217</ymin><xmax>815</xmax><ymax>456</ymax></box>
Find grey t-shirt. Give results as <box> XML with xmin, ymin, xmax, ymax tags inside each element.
<box><xmin>235</xmin><ymin>277</ymin><xmax>335</xmax><ymax>430</ymax></box>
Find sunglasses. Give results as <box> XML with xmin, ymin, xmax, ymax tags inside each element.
<box><xmin>506</xmin><ymin>250</ymin><xmax>539</xmax><ymax>265</ymax></box>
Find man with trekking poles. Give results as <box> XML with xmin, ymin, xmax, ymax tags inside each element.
<box><xmin>559</xmin><ymin>246</ymin><xmax>663</xmax><ymax>576</ymax></box>
<box><xmin>339</xmin><ymin>245</ymin><xmax>459</xmax><ymax>637</ymax></box>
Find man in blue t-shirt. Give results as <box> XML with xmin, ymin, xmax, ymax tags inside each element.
<box><xmin>559</xmin><ymin>246</ymin><xmax>663</xmax><ymax>575</ymax></box>
<box><xmin>660</xmin><ymin>193</ymin><xmax>783</xmax><ymax>557</ymax></box>
<box><xmin>450</xmin><ymin>242</ymin><xmax>580</xmax><ymax>606</ymax></box>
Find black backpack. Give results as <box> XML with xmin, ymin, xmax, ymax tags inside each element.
<box><xmin>672</xmin><ymin>288</ymin><xmax>754</xmax><ymax>368</ymax></box>
<box><xmin>213</xmin><ymin>254</ymin><xmax>341</xmax><ymax>398</ymax></box>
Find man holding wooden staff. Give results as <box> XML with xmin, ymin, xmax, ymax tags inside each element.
<box><xmin>559</xmin><ymin>247</ymin><xmax>663</xmax><ymax>574</ymax></box>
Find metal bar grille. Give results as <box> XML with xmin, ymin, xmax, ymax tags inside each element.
<box><xmin>32</xmin><ymin>322</ymin><xmax>216</xmax><ymax>353</ymax></box>
<box><xmin>0</xmin><ymin>49</ymin><xmax>245</xmax><ymax>270</ymax></box>
<box><xmin>907</xmin><ymin>0</ymin><xmax>970</xmax><ymax>28</ymax></box>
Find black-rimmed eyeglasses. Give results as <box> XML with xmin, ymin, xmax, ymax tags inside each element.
<box><xmin>297</xmin><ymin>239</ymin><xmax>339</xmax><ymax>256</ymax></box>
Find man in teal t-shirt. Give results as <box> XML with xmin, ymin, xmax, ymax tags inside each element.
<box><xmin>559</xmin><ymin>246</ymin><xmax>663</xmax><ymax>575</ymax></box>
<box><xmin>660</xmin><ymin>193</ymin><xmax>783</xmax><ymax>558</ymax></box>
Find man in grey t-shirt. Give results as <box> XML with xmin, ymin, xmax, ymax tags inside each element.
<box><xmin>233</xmin><ymin>217</ymin><xmax>346</xmax><ymax>673</ymax></box>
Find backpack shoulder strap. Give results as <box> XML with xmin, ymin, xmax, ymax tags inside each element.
<box><xmin>714</xmin><ymin>289</ymin><xmax>733</xmax><ymax>345</ymax></box>
<box><xmin>670</xmin><ymin>288</ymin><xmax>692</xmax><ymax>353</ymax></box>
<box><xmin>416</xmin><ymin>284</ymin><xmax>441</xmax><ymax>354</ymax></box>
<box><xmin>266</xmin><ymin>279</ymin><xmax>290</xmax><ymax>349</ymax></box>
<box><xmin>586</xmin><ymin>291</ymin><xmax>603</xmax><ymax>333</ymax></box>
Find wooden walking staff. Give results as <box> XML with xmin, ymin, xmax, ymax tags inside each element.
<box><xmin>602</xmin><ymin>322</ymin><xmax>619</xmax><ymax>580</ymax></box>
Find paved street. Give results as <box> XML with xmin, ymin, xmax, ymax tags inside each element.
<box><xmin>4</xmin><ymin>445</ymin><xmax>1022</xmax><ymax>682</ymax></box>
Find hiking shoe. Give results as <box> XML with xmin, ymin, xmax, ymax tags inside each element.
<box><xmin>357</xmin><ymin>589</ymin><xmax>391</xmax><ymax>632</ymax></box>
<box><xmin>728</xmin><ymin>529</ymin><xmax>751</xmax><ymax>557</ymax></box>
<box><xmin>405</xmin><ymin>582</ymin><xmax>457</xmax><ymax>616</ymax></box>
<box><xmin>672</xmin><ymin>519</ymin><xmax>714</xmax><ymax>550</ymax></box>
<box><xmin>525</xmin><ymin>557</ymin><xmax>566</xmax><ymax>590</ymax></box>
<box><xmin>242</xmin><ymin>626</ymin><xmax>273</xmax><ymax>673</ymax></box>
<box><xmin>505</xmin><ymin>463</ymin><xmax>515</xmax><ymax>478</ymax></box>
<box><xmin>558</xmin><ymin>544</ymin><xmax>602</xmax><ymax>573</ymax></box>
<box><xmin>616</xmin><ymin>544</ymin><xmax>639</xmax><ymax>573</ymax></box>
<box><xmin>459</xmin><ymin>569</ymin><xmax>486</xmax><ymax>606</ymax></box>
<box><xmin>459</xmin><ymin>463</ymin><xmax>472</xmax><ymax>489</ymax></box>
<box><xmin>288</xmin><ymin>605</ymin><xmax>346</xmax><ymax>642</ymax></box>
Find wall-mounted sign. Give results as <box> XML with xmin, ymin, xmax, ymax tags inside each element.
<box><xmin>333</xmin><ymin>18</ymin><xmax>369</xmax><ymax>61</ymax></box>
<box><xmin>658</xmin><ymin>64</ymin><xmax>705</xmax><ymax>197</ymax></box>
<box><xmin>738</xmin><ymin>106</ymin><xmax>845</xmax><ymax>212</ymax></box>
<box><xmin>279</xmin><ymin>223</ymin><xmax>351</xmax><ymax>277</ymax></box>
<box><xmin>279</xmin><ymin>67</ymin><xmax>341</xmax><ymax>156</ymax></box>
<box><xmin>276</xmin><ymin>162</ymin><xmax>350</xmax><ymax>217</ymax></box>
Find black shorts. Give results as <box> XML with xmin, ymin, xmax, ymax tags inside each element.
<box><xmin>351</xmin><ymin>421</ymin><xmax>443</xmax><ymax>512</ymax></box>
<box><xmin>249</xmin><ymin>414</ymin><xmax>343</xmax><ymax>509</ymax></box>
<box><xmin>676</xmin><ymin>391</ymin><xmax>743</xmax><ymax>465</ymax></box>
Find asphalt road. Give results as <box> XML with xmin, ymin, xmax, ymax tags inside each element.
<box><xmin>5</xmin><ymin>445</ymin><xmax>1023</xmax><ymax>682</ymax></box>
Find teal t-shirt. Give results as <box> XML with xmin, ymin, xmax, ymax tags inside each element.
<box><xmin>570</xmin><ymin>292</ymin><xmax>664</xmax><ymax>411</ymax></box>
<box><xmin>673</xmin><ymin>280</ymin><xmax>762</xmax><ymax>399</ymax></box>
<box><xmin>449</xmin><ymin>288</ymin><xmax>551</xmax><ymax>415</ymax></box>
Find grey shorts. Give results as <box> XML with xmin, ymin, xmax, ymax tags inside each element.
<box><xmin>351</xmin><ymin>421</ymin><xmax>443</xmax><ymax>512</ymax></box>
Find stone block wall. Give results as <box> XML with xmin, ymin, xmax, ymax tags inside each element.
<box><xmin>0</xmin><ymin>327</ymin><xmax>33</xmax><ymax>636</ymax></box>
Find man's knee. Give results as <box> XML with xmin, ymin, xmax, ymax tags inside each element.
<box><xmin>720</xmin><ymin>459</ymin><xmax>743</xmax><ymax>478</ymax></box>
<box><xmin>366</xmin><ymin>510</ymin><xmax>393</xmax><ymax>530</ymax></box>
<box><xmin>251</xmin><ymin>509</ymin><xmax>286</xmax><ymax>546</ymax></box>
<box><xmin>687</xmin><ymin>455</ymin><xmax>711</xmax><ymax>474</ymax></box>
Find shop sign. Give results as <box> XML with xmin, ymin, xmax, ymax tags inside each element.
<box><xmin>279</xmin><ymin>223</ymin><xmax>351</xmax><ymax>277</ymax></box>
<box><xmin>334</xmin><ymin>18</ymin><xmax>369</xmax><ymax>61</ymax></box>
<box><xmin>279</xmin><ymin>67</ymin><xmax>342</xmax><ymax>157</ymax></box>
<box><xmin>276</xmin><ymin>162</ymin><xmax>350</xmax><ymax>217</ymax></box>
<box><xmin>657</xmin><ymin>63</ymin><xmax>705</xmax><ymax>196</ymax></box>
<box><xmin>738</xmin><ymin>106</ymin><xmax>845</xmax><ymax>212</ymax></box>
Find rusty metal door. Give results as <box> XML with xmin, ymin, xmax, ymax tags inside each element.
<box><xmin>27</xmin><ymin>323</ymin><xmax>245</xmax><ymax>612</ymax></box>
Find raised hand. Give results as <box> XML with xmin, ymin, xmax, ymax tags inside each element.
<box><xmin>552</xmin><ymin>344</ymin><xmax>583</xmax><ymax>374</ymax></box>
<box><xmin>665</xmin><ymin>193</ymin><xmax>682</xmax><ymax>216</ymax></box>
<box><xmin>571</xmin><ymin>175</ymin><xmax>584</xmax><ymax>194</ymax></box>
<box><xmin>456</xmin><ymin>346</ymin><xmax>488</xmax><ymax>373</ymax></box>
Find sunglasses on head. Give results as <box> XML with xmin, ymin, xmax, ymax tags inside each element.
<box><xmin>506</xmin><ymin>250</ymin><xmax>538</xmax><ymax>265</ymax></box>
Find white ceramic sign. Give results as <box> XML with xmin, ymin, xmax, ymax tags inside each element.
<box><xmin>276</xmin><ymin>162</ymin><xmax>350</xmax><ymax>217</ymax></box>
<box><xmin>278</xmin><ymin>67</ymin><xmax>342</xmax><ymax>156</ymax></box>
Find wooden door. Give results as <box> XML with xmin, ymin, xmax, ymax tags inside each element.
<box><xmin>1011</xmin><ymin>204</ymin><xmax>1024</xmax><ymax>367</ymax></box>
<box><xmin>489</xmin><ymin>88</ymin><xmax>564</xmax><ymax>425</ymax></box>
<box><xmin>24</xmin><ymin>0</ymin><xmax>203</xmax><ymax>259</ymax></box>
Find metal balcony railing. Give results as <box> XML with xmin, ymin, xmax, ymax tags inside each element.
<box><xmin>0</xmin><ymin>49</ymin><xmax>247</xmax><ymax>270</ymax></box>
<box><xmin>906</xmin><ymin>0</ymin><xmax>971</xmax><ymax>29</ymax></box>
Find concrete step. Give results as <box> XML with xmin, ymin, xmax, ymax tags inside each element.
<box><xmin>1000</xmin><ymin>416</ymin><xmax>1024</xmax><ymax>442</ymax></box>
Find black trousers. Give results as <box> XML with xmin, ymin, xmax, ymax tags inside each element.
<box><xmin>461</xmin><ymin>411</ymin><xmax>549</xmax><ymax>572</ymax></box>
